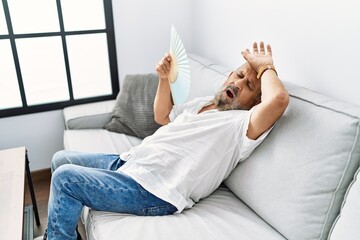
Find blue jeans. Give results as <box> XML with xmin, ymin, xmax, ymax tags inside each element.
<box><xmin>47</xmin><ymin>150</ymin><xmax>177</xmax><ymax>240</ymax></box>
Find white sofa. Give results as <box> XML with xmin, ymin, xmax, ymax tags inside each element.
<box><xmin>62</xmin><ymin>54</ymin><xmax>360</xmax><ymax>240</ymax></box>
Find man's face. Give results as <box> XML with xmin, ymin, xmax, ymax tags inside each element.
<box><xmin>214</xmin><ymin>63</ymin><xmax>261</xmax><ymax>111</ymax></box>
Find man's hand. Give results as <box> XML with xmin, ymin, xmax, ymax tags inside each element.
<box><xmin>241</xmin><ymin>42</ymin><xmax>274</xmax><ymax>74</ymax></box>
<box><xmin>154</xmin><ymin>53</ymin><xmax>173</xmax><ymax>126</ymax></box>
<box><xmin>155</xmin><ymin>53</ymin><xmax>172</xmax><ymax>80</ymax></box>
<box><xmin>243</xmin><ymin>41</ymin><xmax>289</xmax><ymax>140</ymax></box>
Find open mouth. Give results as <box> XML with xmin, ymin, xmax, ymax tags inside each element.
<box><xmin>226</xmin><ymin>89</ymin><xmax>234</xmax><ymax>98</ymax></box>
<box><xmin>225</xmin><ymin>86</ymin><xmax>238</xmax><ymax>99</ymax></box>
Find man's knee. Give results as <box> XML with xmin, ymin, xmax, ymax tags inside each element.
<box><xmin>51</xmin><ymin>150</ymin><xmax>71</xmax><ymax>173</ymax></box>
<box><xmin>52</xmin><ymin>163</ymin><xmax>81</xmax><ymax>180</ymax></box>
<box><xmin>51</xmin><ymin>164</ymin><xmax>78</xmax><ymax>189</ymax></box>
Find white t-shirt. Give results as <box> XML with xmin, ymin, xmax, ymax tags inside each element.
<box><xmin>119</xmin><ymin>96</ymin><xmax>272</xmax><ymax>213</ymax></box>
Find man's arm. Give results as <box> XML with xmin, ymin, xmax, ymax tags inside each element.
<box><xmin>154</xmin><ymin>53</ymin><xmax>173</xmax><ymax>125</ymax></box>
<box><xmin>242</xmin><ymin>42</ymin><xmax>289</xmax><ymax>140</ymax></box>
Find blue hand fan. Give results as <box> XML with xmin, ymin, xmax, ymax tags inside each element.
<box><xmin>169</xmin><ymin>25</ymin><xmax>190</xmax><ymax>105</ymax></box>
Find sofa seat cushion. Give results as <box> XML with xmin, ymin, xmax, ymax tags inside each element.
<box><xmin>64</xmin><ymin>129</ymin><xmax>142</xmax><ymax>154</ymax></box>
<box><xmin>84</xmin><ymin>186</ymin><xmax>286</xmax><ymax>240</ymax></box>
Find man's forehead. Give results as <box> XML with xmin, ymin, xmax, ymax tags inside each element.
<box><xmin>224</xmin><ymin>63</ymin><xmax>255</xmax><ymax>85</ymax></box>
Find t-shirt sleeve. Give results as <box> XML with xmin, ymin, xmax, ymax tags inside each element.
<box><xmin>238</xmin><ymin>106</ymin><xmax>275</xmax><ymax>161</ymax></box>
<box><xmin>169</xmin><ymin>102</ymin><xmax>188</xmax><ymax>122</ymax></box>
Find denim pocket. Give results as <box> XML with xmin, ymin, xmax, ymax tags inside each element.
<box><xmin>141</xmin><ymin>204</ymin><xmax>177</xmax><ymax>216</ymax></box>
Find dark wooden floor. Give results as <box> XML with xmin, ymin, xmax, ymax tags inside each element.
<box><xmin>24</xmin><ymin>169</ymin><xmax>86</xmax><ymax>239</ymax></box>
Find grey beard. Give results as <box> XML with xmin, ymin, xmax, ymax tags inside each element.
<box><xmin>213</xmin><ymin>86</ymin><xmax>245</xmax><ymax>111</ymax></box>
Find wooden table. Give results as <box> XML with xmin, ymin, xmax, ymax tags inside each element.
<box><xmin>0</xmin><ymin>147</ymin><xmax>26</xmax><ymax>239</ymax></box>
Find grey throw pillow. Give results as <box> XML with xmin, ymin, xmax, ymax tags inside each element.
<box><xmin>105</xmin><ymin>73</ymin><xmax>161</xmax><ymax>139</ymax></box>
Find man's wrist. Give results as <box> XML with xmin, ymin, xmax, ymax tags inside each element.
<box><xmin>159</xmin><ymin>76</ymin><xmax>169</xmax><ymax>82</ymax></box>
<box><xmin>257</xmin><ymin>65</ymin><xmax>277</xmax><ymax>79</ymax></box>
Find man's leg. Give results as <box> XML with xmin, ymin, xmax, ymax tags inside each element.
<box><xmin>46</xmin><ymin>150</ymin><xmax>123</xmax><ymax>239</ymax></box>
<box><xmin>51</xmin><ymin>150</ymin><xmax>124</xmax><ymax>173</ymax></box>
<box><xmin>47</xmin><ymin>164</ymin><xmax>177</xmax><ymax>240</ymax></box>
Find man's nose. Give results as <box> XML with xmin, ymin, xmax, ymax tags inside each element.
<box><xmin>233</xmin><ymin>80</ymin><xmax>244</xmax><ymax>89</ymax></box>
<box><xmin>232</xmin><ymin>82</ymin><xmax>243</xmax><ymax>96</ymax></box>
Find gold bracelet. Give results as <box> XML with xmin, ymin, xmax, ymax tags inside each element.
<box><xmin>257</xmin><ymin>65</ymin><xmax>277</xmax><ymax>79</ymax></box>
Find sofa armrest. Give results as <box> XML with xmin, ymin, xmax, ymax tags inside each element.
<box><xmin>63</xmin><ymin>100</ymin><xmax>116</xmax><ymax>129</ymax></box>
<box><xmin>328</xmin><ymin>167</ymin><xmax>360</xmax><ymax>240</ymax></box>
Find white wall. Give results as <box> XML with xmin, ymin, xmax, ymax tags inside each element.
<box><xmin>191</xmin><ymin>0</ymin><xmax>360</xmax><ymax>106</ymax></box>
<box><xmin>112</xmin><ymin>0</ymin><xmax>193</xmax><ymax>83</ymax></box>
<box><xmin>0</xmin><ymin>110</ymin><xmax>65</xmax><ymax>170</ymax></box>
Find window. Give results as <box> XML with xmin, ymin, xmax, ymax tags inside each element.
<box><xmin>0</xmin><ymin>0</ymin><xmax>119</xmax><ymax>117</ymax></box>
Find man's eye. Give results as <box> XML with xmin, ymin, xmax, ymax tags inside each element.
<box><xmin>236</xmin><ymin>73</ymin><xmax>244</xmax><ymax>79</ymax></box>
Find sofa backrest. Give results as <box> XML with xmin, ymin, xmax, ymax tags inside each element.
<box><xmin>188</xmin><ymin>54</ymin><xmax>360</xmax><ymax>240</ymax></box>
<box><xmin>187</xmin><ymin>54</ymin><xmax>231</xmax><ymax>100</ymax></box>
